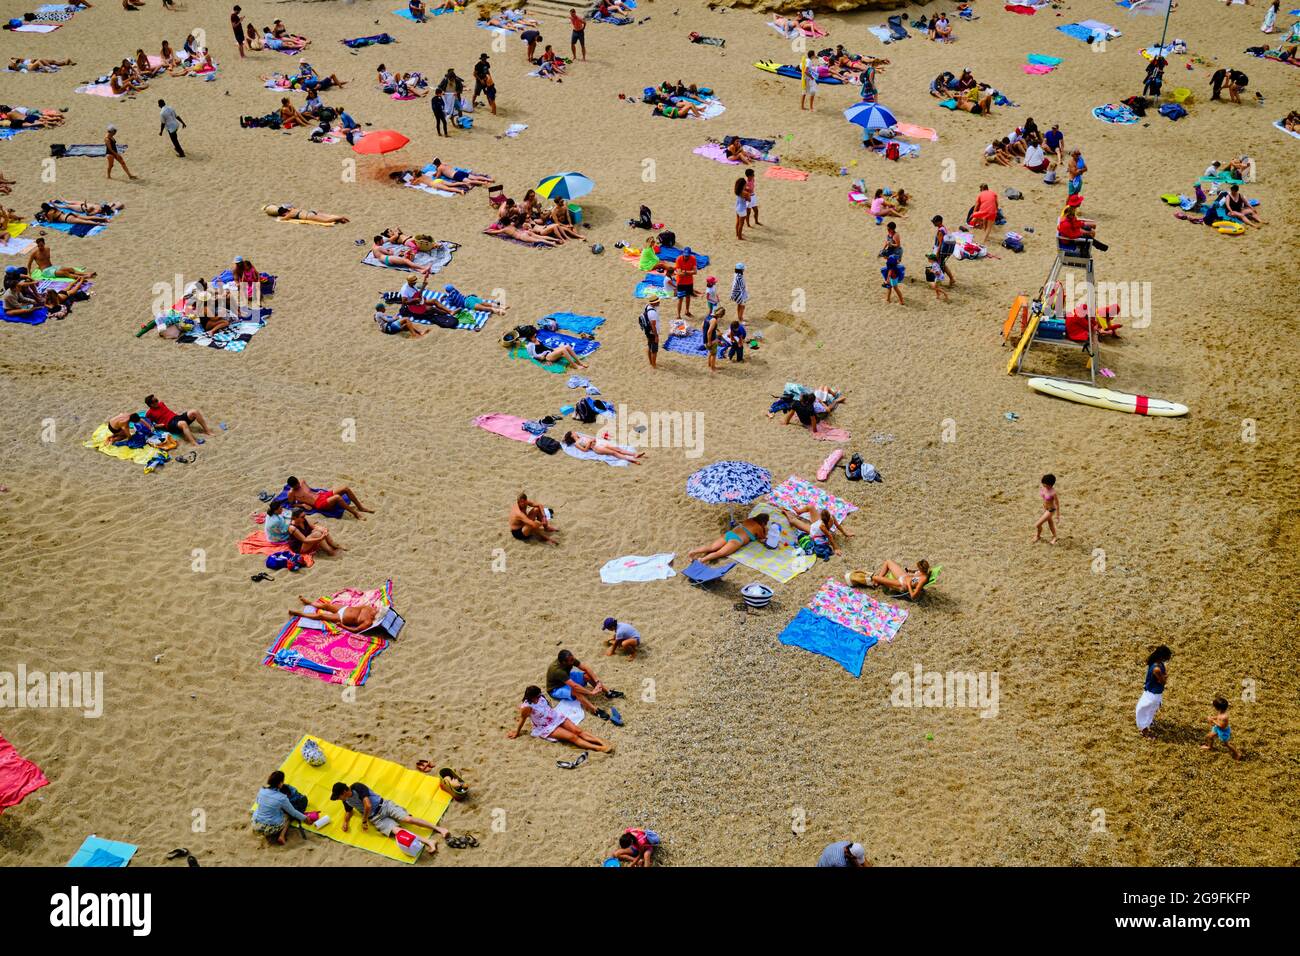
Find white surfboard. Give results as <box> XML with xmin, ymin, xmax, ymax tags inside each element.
<box><xmin>1027</xmin><ymin>377</ymin><xmax>1188</xmax><ymax>417</ymax></box>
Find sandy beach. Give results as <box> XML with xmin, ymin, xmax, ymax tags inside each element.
<box><xmin>0</xmin><ymin>0</ymin><xmax>1296</xmax><ymax>868</ymax></box>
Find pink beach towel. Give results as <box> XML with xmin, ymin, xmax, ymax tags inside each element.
<box><xmin>1022</xmin><ymin>64</ymin><xmax>1055</xmax><ymax>74</ymax></box>
<box><xmin>894</xmin><ymin>123</ymin><xmax>939</xmax><ymax>141</ymax></box>
<box><xmin>473</xmin><ymin>413</ymin><xmax>538</xmax><ymax>443</ymax></box>
<box><xmin>262</xmin><ymin>582</ymin><xmax>394</xmax><ymax>686</ymax></box>
<box><xmin>693</xmin><ymin>143</ymin><xmax>739</xmax><ymax>165</ymax></box>
<box><xmin>808</xmin><ymin>578</ymin><xmax>909</xmax><ymax>644</ymax></box>
<box><xmin>0</xmin><ymin>732</ymin><xmax>49</xmax><ymax>814</ymax></box>
<box><xmin>812</xmin><ymin>426</ymin><xmax>851</xmax><ymax>443</ymax></box>
<box><xmin>768</xmin><ymin>475</ymin><xmax>858</xmax><ymax>522</ymax></box>
<box><xmin>764</xmin><ymin>165</ymin><xmax>810</xmax><ymax>181</ymax></box>
<box><xmin>74</xmin><ymin>83</ymin><xmax>121</xmax><ymax>97</ymax></box>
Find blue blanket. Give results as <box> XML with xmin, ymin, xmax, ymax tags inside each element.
<box><xmin>68</xmin><ymin>835</ymin><xmax>137</xmax><ymax>868</ymax></box>
<box><xmin>663</xmin><ymin>328</ymin><xmax>726</xmax><ymax>358</ymax></box>
<box><xmin>657</xmin><ymin>246</ymin><xmax>710</xmax><ymax>268</ymax></box>
<box><xmin>1058</xmin><ymin>23</ymin><xmax>1098</xmax><ymax>42</ymax></box>
<box><xmin>544</xmin><ymin>311</ymin><xmax>605</xmax><ymax>334</ymax></box>
<box><xmin>537</xmin><ymin>328</ymin><xmax>599</xmax><ymax>356</ymax></box>
<box><xmin>0</xmin><ymin>303</ymin><xmax>48</xmax><ymax>325</ymax></box>
<box><xmin>778</xmin><ymin>608</ymin><xmax>877</xmax><ymax>677</ymax></box>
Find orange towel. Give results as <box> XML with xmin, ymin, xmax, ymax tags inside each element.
<box><xmin>238</xmin><ymin>530</ymin><xmax>315</xmax><ymax>567</ymax></box>
<box><xmin>894</xmin><ymin>123</ymin><xmax>938</xmax><ymax>141</ymax></box>
<box><xmin>764</xmin><ymin>165</ymin><xmax>810</xmax><ymax>181</ymax></box>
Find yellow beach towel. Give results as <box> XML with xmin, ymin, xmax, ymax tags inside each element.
<box><xmin>269</xmin><ymin>734</ymin><xmax>452</xmax><ymax>863</ymax></box>
<box><xmin>83</xmin><ymin>424</ymin><xmax>164</xmax><ymax>469</ymax></box>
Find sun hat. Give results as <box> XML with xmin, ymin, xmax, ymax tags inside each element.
<box><xmin>847</xmin><ymin>843</ymin><xmax>867</xmax><ymax>864</ymax></box>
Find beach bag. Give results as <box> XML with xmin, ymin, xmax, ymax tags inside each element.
<box><xmin>394</xmin><ymin>829</ymin><xmax>424</xmax><ymax>859</ymax></box>
<box><xmin>884</xmin><ymin>141</ymin><xmax>901</xmax><ymax>161</ymax></box>
<box><xmin>573</xmin><ymin>397</ymin><xmax>599</xmax><ymax>424</ymax></box>
<box><xmin>412</xmin><ymin>235</ymin><xmax>437</xmax><ymax>252</ymax></box>
<box><xmin>283</xmin><ymin>784</ymin><xmax>309</xmax><ymax>814</ymax></box>
<box><xmin>658</xmin><ymin>229</ymin><xmax>676</xmax><ymax>248</ymax></box>
<box><xmin>301</xmin><ymin>739</ymin><xmax>326</xmax><ymax>767</ymax></box>
<box><xmin>535</xmin><ymin>435</ymin><xmax>561</xmax><ymax>455</ymax></box>
<box><xmin>1005</xmin><ymin>188</ymin><xmax>1023</xmax><ymax>201</ymax></box>
<box><xmin>1003</xmin><ymin>233</ymin><xmax>1024</xmax><ymax>253</ymax></box>
<box><xmin>845</xmin><ymin>453</ymin><xmax>864</xmax><ymax>481</ymax></box>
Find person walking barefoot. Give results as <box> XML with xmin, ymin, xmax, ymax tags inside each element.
<box><xmin>1135</xmin><ymin>645</ymin><xmax>1171</xmax><ymax>738</ymax></box>
<box><xmin>1033</xmin><ymin>473</ymin><xmax>1059</xmax><ymax>544</ymax></box>
<box><xmin>733</xmin><ymin>178</ymin><xmax>747</xmax><ymax>240</ymax></box>
<box><xmin>105</xmin><ymin>125</ymin><xmax>136</xmax><ymax>180</ymax></box>
<box><xmin>1200</xmin><ymin>696</ymin><xmax>1242</xmax><ymax>760</ymax></box>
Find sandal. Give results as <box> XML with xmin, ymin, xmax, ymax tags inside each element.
<box><xmin>415</xmin><ymin>759</ymin><xmax>435</xmax><ymax>773</ymax></box>
<box><xmin>557</xmin><ymin>752</ymin><xmax>588</xmax><ymax>770</ymax></box>
<box><xmin>604</xmin><ymin>689</ymin><xmax>625</xmax><ymax>699</ymax></box>
<box><xmin>250</xmin><ymin>572</ymin><xmax>274</xmax><ymax>583</ymax></box>
<box><xmin>175</xmin><ymin>451</ymin><xmax>196</xmax><ymax>464</ymax></box>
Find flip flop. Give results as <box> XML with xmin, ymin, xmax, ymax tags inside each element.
<box><xmin>605</xmin><ymin>689</ymin><xmax>625</xmax><ymax>699</ymax></box>
<box><xmin>610</xmin><ymin>707</ymin><xmax>624</xmax><ymax>727</ymax></box>
<box><xmin>174</xmin><ymin>452</ymin><xmax>196</xmax><ymax>464</ymax></box>
<box><xmin>165</xmin><ymin>848</ymin><xmax>190</xmax><ymax>860</ymax></box>
<box><xmin>557</xmin><ymin>751</ymin><xmax>589</xmax><ymax>770</ymax></box>
<box><xmin>415</xmin><ymin>759</ymin><xmax>434</xmax><ymax>773</ymax></box>
<box><xmin>250</xmin><ymin>572</ymin><xmax>274</xmax><ymax>583</ymax></box>
<box><xmin>445</xmin><ymin>835</ymin><xmax>470</xmax><ymax>849</ymax></box>
<box><xmin>258</xmin><ymin>491</ymin><xmax>275</xmax><ymax>502</ymax></box>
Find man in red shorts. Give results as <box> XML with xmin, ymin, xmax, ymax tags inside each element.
<box><xmin>144</xmin><ymin>394</ymin><xmax>212</xmax><ymax>445</ymax></box>
<box><xmin>284</xmin><ymin>476</ymin><xmax>374</xmax><ymax>520</ymax></box>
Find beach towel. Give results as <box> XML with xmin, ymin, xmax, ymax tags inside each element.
<box><xmin>342</xmin><ymin>33</ymin><xmax>397</xmax><ymax>48</ymax></box>
<box><xmin>593</xmin><ymin>13</ymin><xmax>633</xmax><ymax>24</ymax></box>
<box><xmin>0</xmin><ymin>732</ymin><xmax>49</xmax><ymax>814</ymax></box>
<box><xmin>764</xmin><ymin>165</ymin><xmax>810</xmax><ymax>181</ymax></box>
<box><xmin>13</xmin><ymin>23</ymin><xmax>60</xmax><ymax>33</ymax></box>
<box><xmin>778</xmin><ymin>607</ymin><xmax>876</xmax><ymax>676</ymax></box>
<box><xmin>1023</xmin><ymin>64</ymin><xmax>1055</xmax><ymax>74</ymax></box>
<box><xmin>264</xmin><ymin>734</ymin><xmax>451</xmax><ymax>863</ymax></box>
<box><xmin>544</xmin><ymin>311</ymin><xmax>605</xmax><ymax>335</ymax></box>
<box><xmin>1079</xmin><ymin>19</ymin><xmax>1122</xmax><ymax>37</ymax></box>
<box><xmin>1092</xmin><ymin>103</ymin><xmax>1139</xmax><ymax>123</ymax></box>
<box><xmin>731</xmin><ymin>502</ymin><xmax>817</xmax><ymax>583</ymax></box>
<box><xmin>264</xmin><ymin>582</ymin><xmax>394</xmax><ymax>686</ymax></box>
<box><xmin>405</xmin><ymin>289</ymin><xmax>491</xmax><ymax>330</ymax></box>
<box><xmin>867</xmin><ymin>25</ymin><xmax>894</xmax><ymax>44</ymax></box>
<box><xmin>894</xmin><ymin>122</ymin><xmax>938</xmax><ymax>141</ymax></box>
<box><xmin>0</xmin><ymin>301</ymin><xmax>47</xmax><ymax>324</ymax></box>
<box><xmin>663</xmin><ymin>328</ymin><xmax>727</xmax><ymax>358</ymax></box>
<box><xmin>507</xmin><ymin>344</ymin><xmax>567</xmax><ymax>373</ymax></box>
<box><xmin>886</xmin><ymin>15</ymin><xmax>909</xmax><ymax>39</ymax></box>
<box><xmin>0</xmin><ymin>223</ymin><xmax>34</xmax><ymax>258</ymax></box>
<box><xmin>1274</xmin><ymin>119</ymin><xmax>1300</xmax><ymax>139</ymax></box>
<box><xmin>237</xmin><ymin>527</ymin><xmax>316</xmax><ymax>568</ymax></box>
<box><xmin>537</xmin><ymin>328</ymin><xmax>599</xmax><ymax>356</ymax></box>
<box><xmin>1058</xmin><ymin>23</ymin><xmax>1099</xmax><ymax>42</ymax></box>
<box><xmin>38</xmin><ymin>219</ymin><xmax>106</xmax><ymax>238</ymax></box>
<box><xmin>867</xmin><ymin>139</ymin><xmax>920</xmax><ymax>158</ymax></box>
<box><xmin>503</xmin><ymin>123</ymin><xmax>528</xmax><ymax>137</ymax></box>
<box><xmin>1005</xmin><ymin>3</ymin><xmax>1038</xmax><ymax>12</ymax></box>
<box><xmin>473</xmin><ymin>412</ymin><xmax>537</xmax><ymax>443</ymax></box>
<box><xmin>808</xmin><ymin>577</ymin><xmax>909</xmax><ymax>644</ymax></box>
<box><xmin>693</xmin><ymin>143</ymin><xmax>740</xmax><ymax>165</ymax></box>
<box><xmin>810</xmin><ymin>425</ymin><xmax>851</xmax><ymax>442</ymax></box>
<box><xmin>395</xmin><ymin>6</ymin><xmax>460</xmax><ymax>20</ymax></box>
<box><xmin>0</xmin><ymin>127</ymin><xmax>37</xmax><ymax>141</ymax></box>
<box><xmin>83</xmin><ymin>423</ymin><xmax>170</xmax><ymax>471</ymax></box>
<box><xmin>68</xmin><ymin>836</ymin><xmax>137</xmax><ymax>868</ymax></box>
<box><xmin>599</xmin><ymin>553</ymin><xmax>676</xmax><ymax>584</ymax></box>
<box><xmin>405</xmin><ymin>181</ymin><xmax>457</xmax><ymax>198</ymax></box>
<box><xmin>362</xmin><ymin>244</ymin><xmax>455</xmax><ymax>273</ymax></box>
<box><xmin>1028</xmin><ymin>54</ymin><xmax>1063</xmax><ymax>66</ymax></box>
<box><xmin>768</xmin><ymin>475</ymin><xmax>858</xmax><ymax>523</ymax></box>
<box><xmin>657</xmin><ymin>245</ymin><xmax>710</xmax><ymax>268</ymax></box>
<box><xmin>562</xmin><ymin>441</ymin><xmax>632</xmax><ymax>467</ymax></box>
<box><xmin>635</xmin><ymin>280</ymin><xmax>673</xmax><ymax>299</ymax></box>
<box><xmin>177</xmin><ymin>312</ymin><xmax>269</xmax><ymax>352</ymax></box>
<box><xmin>51</xmin><ymin>143</ymin><xmax>119</xmax><ymax>157</ymax></box>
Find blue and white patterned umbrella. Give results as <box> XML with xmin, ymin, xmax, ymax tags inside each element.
<box><xmin>686</xmin><ymin>461</ymin><xmax>772</xmax><ymax>505</ymax></box>
<box><xmin>843</xmin><ymin>101</ymin><xmax>898</xmax><ymax>130</ymax></box>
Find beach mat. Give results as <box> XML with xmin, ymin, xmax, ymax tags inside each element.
<box><xmin>768</xmin><ymin>475</ymin><xmax>858</xmax><ymax>522</ymax></box>
<box><xmin>543</xmin><ymin>311</ymin><xmax>605</xmax><ymax>334</ymax></box>
<box><xmin>67</xmin><ymin>835</ymin><xmax>137</xmax><ymax>867</ymax></box>
<box><xmin>176</xmin><ymin>312</ymin><xmax>269</xmax><ymax>352</ymax></box>
<box><xmin>0</xmin><ymin>732</ymin><xmax>49</xmax><ymax>813</ymax></box>
<box><xmin>473</xmin><ymin>412</ymin><xmax>537</xmax><ymax>443</ymax></box>
<box><xmin>83</xmin><ymin>423</ymin><xmax>168</xmax><ymax>470</ymax></box>
<box><xmin>263</xmin><ymin>581</ymin><xmax>394</xmax><ymax>686</ymax></box>
<box><xmin>362</xmin><ymin>244</ymin><xmax>456</xmax><ymax>273</ymax></box>
<box><xmin>779</xmin><ymin>607</ymin><xmax>875</xmax><ymax>676</ymax></box>
<box><xmin>808</xmin><ymin>577</ymin><xmax>908</xmax><ymax>645</ymax></box>
<box><xmin>237</xmin><ymin>524</ymin><xmax>316</xmax><ymax>568</ymax></box>
<box><xmin>731</xmin><ymin>502</ymin><xmax>817</xmax><ymax>583</ymax></box>
<box><xmin>507</xmin><ymin>344</ymin><xmax>566</xmax><ymax>372</ymax></box>
<box><xmin>265</xmin><ymin>734</ymin><xmax>452</xmax><ymax>863</ymax></box>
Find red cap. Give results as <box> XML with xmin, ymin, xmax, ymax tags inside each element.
<box><xmin>1065</xmin><ymin>195</ymin><xmax>1084</xmax><ymax>208</ymax></box>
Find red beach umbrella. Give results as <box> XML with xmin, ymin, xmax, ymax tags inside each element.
<box><xmin>351</xmin><ymin>129</ymin><xmax>410</xmax><ymax>155</ymax></box>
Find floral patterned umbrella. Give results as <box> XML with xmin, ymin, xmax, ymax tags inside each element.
<box><xmin>685</xmin><ymin>461</ymin><xmax>772</xmax><ymax>505</ymax></box>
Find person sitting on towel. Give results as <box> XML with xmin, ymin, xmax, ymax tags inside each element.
<box><xmin>521</xmin><ymin>327</ymin><xmax>589</xmax><ymax>369</ymax></box>
<box><xmin>686</xmin><ymin>513</ymin><xmax>770</xmax><ymax>562</ymax></box>
<box><xmin>782</xmin><ymin>392</ymin><xmax>828</xmax><ymax>434</ymax></box>
<box><xmin>546</xmin><ymin>649</ymin><xmax>619</xmax><ymax>717</ymax></box>
<box><xmin>330</xmin><ymin>781</ymin><xmax>451</xmax><ymax>844</ymax></box>
<box><xmin>509</xmin><ymin>491</ymin><xmax>561</xmax><ymax>545</ymax></box>
<box><xmin>251</xmin><ymin>770</ymin><xmax>311</xmax><ymax>844</ymax></box>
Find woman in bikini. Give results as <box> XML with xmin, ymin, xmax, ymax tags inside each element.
<box><xmin>780</xmin><ymin>505</ymin><xmax>852</xmax><ymax>554</ymax></box>
<box><xmin>37</xmin><ymin>202</ymin><xmax>112</xmax><ymax>226</ymax></box>
<box><xmin>371</xmin><ymin>236</ymin><xmax>431</xmax><ymax>273</ymax></box>
<box><xmin>508</xmin><ymin>686</ymin><xmax>612</xmax><ymax>752</ymax></box>
<box><xmin>562</xmin><ymin>432</ymin><xmax>644</xmax><ymax>463</ymax></box>
<box><xmin>523</xmin><ymin>328</ymin><xmax>588</xmax><ymax>367</ymax></box>
<box><xmin>291</xmin><ymin>596</ymin><xmax>377</xmax><ymax>632</ymax></box>
<box><xmin>263</xmin><ymin>204</ymin><xmax>349</xmax><ymax>224</ymax></box>
<box><xmin>278</xmin><ymin>97</ymin><xmax>310</xmax><ymax>128</ymax></box>
<box><xmin>686</xmin><ymin>513</ymin><xmax>770</xmax><ymax>562</ymax></box>
<box><xmin>1033</xmin><ymin>473</ymin><xmax>1060</xmax><ymax>544</ymax></box>
<box><xmin>494</xmin><ymin>215</ymin><xmax>565</xmax><ymax>247</ymax></box>
<box><xmin>867</xmin><ymin>559</ymin><xmax>931</xmax><ymax>598</ymax></box>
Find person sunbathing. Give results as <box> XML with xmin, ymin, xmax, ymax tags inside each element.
<box><xmin>263</xmin><ymin>28</ymin><xmax>309</xmax><ymax>51</ymax></box>
<box><xmin>508</xmin><ymin>685</ymin><xmax>613</xmax><ymax>753</ymax></box>
<box><xmin>427</xmin><ymin>158</ymin><xmax>493</xmax><ymax>186</ymax></box>
<box><xmin>284</xmin><ymin>476</ymin><xmax>374</xmax><ymax>520</ymax></box>
<box><xmin>1225</xmin><ymin>184</ymin><xmax>1266</xmax><ymax>227</ymax></box>
<box><xmin>653</xmin><ymin>100</ymin><xmax>705</xmax><ymax>119</ymax></box>
<box><xmin>36</xmin><ymin>202</ymin><xmax>111</xmax><ymax>226</ymax></box>
<box><xmin>263</xmin><ymin>204</ymin><xmax>349</xmax><ymax>224</ymax></box>
<box><xmin>955</xmin><ymin>88</ymin><xmax>994</xmax><ymax>114</ymax></box>
<box><xmin>562</xmin><ymin>431</ymin><xmax>645</xmax><ymax>463</ymax></box>
<box><xmin>27</xmin><ymin>236</ymin><xmax>94</xmax><ymax>280</ymax></box>
<box><xmin>9</xmin><ymin>57</ymin><xmax>73</xmax><ymax>72</ymax></box>
<box><xmin>286</xmin><ymin>509</ymin><xmax>343</xmax><ymax>556</ymax></box>
<box><xmin>493</xmin><ymin>216</ymin><xmax>565</xmax><ymax>246</ymax></box>
<box><xmin>372</xmin><ymin>235</ymin><xmax>433</xmax><ymax>273</ymax></box>
<box><xmin>522</xmin><ymin>328</ymin><xmax>588</xmax><ymax>368</ymax></box>
<box><xmin>781</xmin><ymin>505</ymin><xmax>849</xmax><ymax>556</ymax></box>
<box><xmin>442</xmin><ymin>282</ymin><xmax>508</xmax><ymax>314</ymax></box>
<box><xmin>866</xmin><ymin>559</ymin><xmax>931</xmax><ymax>598</ymax></box>
<box><xmin>687</xmin><ymin>514</ymin><xmax>770</xmax><ymax>562</ymax></box>
<box><xmin>545</xmin><ymin>200</ymin><xmax>585</xmax><ymax>241</ymax></box>
<box><xmin>1225</xmin><ymin>155</ymin><xmax>1252</xmax><ymax>180</ymax></box>
<box><xmin>278</xmin><ymin>97</ymin><xmax>311</xmax><ymax>128</ymax></box>
<box><xmin>510</xmin><ymin>492</ymin><xmax>560</xmax><ymax>545</ymax></box>
<box><xmin>1</xmin><ymin>105</ymin><xmax>64</xmax><ymax>127</ymax></box>
<box><xmin>292</xmin><ymin>596</ymin><xmax>377</xmax><ymax>631</ymax></box>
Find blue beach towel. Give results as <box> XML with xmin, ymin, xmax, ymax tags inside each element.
<box><xmin>68</xmin><ymin>835</ymin><xmax>138</xmax><ymax>867</ymax></box>
<box><xmin>657</xmin><ymin>246</ymin><xmax>710</xmax><ymax>268</ymax></box>
<box><xmin>663</xmin><ymin>328</ymin><xmax>726</xmax><ymax>358</ymax></box>
<box><xmin>543</xmin><ymin>311</ymin><xmax>605</xmax><ymax>334</ymax></box>
<box><xmin>537</xmin><ymin>328</ymin><xmax>599</xmax><ymax>356</ymax></box>
<box><xmin>1027</xmin><ymin>54</ymin><xmax>1063</xmax><ymax>66</ymax></box>
<box><xmin>38</xmin><ymin>220</ymin><xmax>107</xmax><ymax>238</ymax></box>
<box><xmin>0</xmin><ymin>303</ymin><xmax>49</xmax><ymax>324</ymax></box>
<box><xmin>1057</xmin><ymin>23</ymin><xmax>1096</xmax><ymax>41</ymax></box>
<box><xmin>778</xmin><ymin>608</ymin><xmax>877</xmax><ymax>677</ymax></box>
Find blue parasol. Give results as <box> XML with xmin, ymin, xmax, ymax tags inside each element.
<box><xmin>686</xmin><ymin>461</ymin><xmax>772</xmax><ymax>505</ymax></box>
<box><xmin>843</xmin><ymin>101</ymin><xmax>898</xmax><ymax>130</ymax></box>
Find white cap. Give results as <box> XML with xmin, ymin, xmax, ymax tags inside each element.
<box><xmin>847</xmin><ymin>842</ymin><xmax>866</xmax><ymax>864</ymax></box>
<box><xmin>107</xmin><ymin>124</ymin><xmax>117</xmax><ymax>132</ymax></box>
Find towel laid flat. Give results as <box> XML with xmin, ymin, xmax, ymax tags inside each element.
<box><xmin>764</xmin><ymin>165</ymin><xmax>810</xmax><ymax>181</ymax></box>
<box><xmin>544</xmin><ymin>311</ymin><xmax>605</xmax><ymax>334</ymax></box>
<box><xmin>0</xmin><ymin>732</ymin><xmax>49</xmax><ymax>813</ymax></box>
<box><xmin>68</xmin><ymin>835</ymin><xmax>137</xmax><ymax>867</ymax></box>
<box><xmin>473</xmin><ymin>412</ymin><xmax>537</xmax><ymax>443</ymax></box>
<box><xmin>237</xmin><ymin>527</ymin><xmax>316</xmax><ymax>567</ymax></box>
<box><xmin>779</xmin><ymin>607</ymin><xmax>876</xmax><ymax>676</ymax></box>
<box><xmin>507</xmin><ymin>344</ymin><xmax>567</xmax><ymax>373</ymax></box>
<box><xmin>731</xmin><ymin>502</ymin><xmax>817</xmax><ymax>583</ymax></box>
<box><xmin>768</xmin><ymin>475</ymin><xmax>858</xmax><ymax>523</ymax></box>
<box><xmin>599</xmin><ymin>552</ymin><xmax>676</xmax><ymax>584</ymax></box>
<box><xmin>894</xmin><ymin>122</ymin><xmax>938</xmax><ymax>140</ymax></box>
<box><xmin>808</xmin><ymin>577</ymin><xmax>909</xmax><ymax>644</ymax></box>
<box><xmin>562</xmin><ymin>441</ymin><xmax>631</xmax><ymax>467</ymax></box>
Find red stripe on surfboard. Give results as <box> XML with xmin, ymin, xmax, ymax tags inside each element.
<box><xmin>1134</xmin><ymin>394</ymin><xmax>1149</xmax><ymax>415</ymax></box>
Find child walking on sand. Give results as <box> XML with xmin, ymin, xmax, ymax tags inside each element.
<box><xmin>925</xmin><ymin>253</ymin><xmax>949</xmax><ymax>301</ymax></box>
<box><xmin>1201</xmin><ymin>696</ymin><xmax>1242</xmax><ymax>760</ymax></box>
<box><xmin>1033</xmin><ymin>473</ymin><xmax>1059</xmax><ymax>544</ymax></box>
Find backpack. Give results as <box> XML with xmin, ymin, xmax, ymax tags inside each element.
<box><xmin>638</xmin><ymin>304</ymin><xmax>657</xmax><ymax>336</ymax></box>
<box><xmin>884</xmin><ymin>141</ymin><xmax>901</xmax><ymax>161</ymax></box>
<box><xmin>536</xmin><ymin>435</ymin><xmax>561</xmax><ymax>454</ymax></box>
<box><xmin>658</xmin><ymin>229</ymin><xmax>676</xmax><ymax>249</ymax></box>
<box><xmin>845</xmin><ymin>453</ymin><xmax>864</xmax><ymax>481</ymax></box>
<box><xmin>573</xmin><ymin>397</ymin><xmax>599</xmax><ymax>424</ymax></box>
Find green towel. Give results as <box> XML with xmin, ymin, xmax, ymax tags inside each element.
<box><xmin>508</xmin><ymin>345</ymin><xmax>565</xmax><ymax>373</ymax></box>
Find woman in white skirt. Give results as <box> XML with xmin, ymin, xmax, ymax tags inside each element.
<box><xmin>1135</xmin><ymin>645</ymin><xmax>1171</xmax><ymax>737</ymax></box>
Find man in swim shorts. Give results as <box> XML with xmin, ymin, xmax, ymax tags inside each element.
<box><xmin>509</xmin><ymin>492</ymin><xmax>560</xmax><ymax>545</ymax></box>
<box><xmin>144</xmin><ymin>393</ymin><xmax>212</xmax><ymax>446</ymax></box>
<box><xmin>284</xmin><ymin>476</ymin><xmax>374</xmax><ymax>519</ymax></box>
<box><xmin>674</xmin><ymin>247</ymin><xmax>697</xmax><ymax>319</ymax></box>
<box><xmin>569</xmin><ymin>8</ymin><xmax>586</xmax><ymax>61</ymax></box>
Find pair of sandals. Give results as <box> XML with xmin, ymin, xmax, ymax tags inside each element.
<box><xmin>444</xmin><ymin>834</ymin><xmax>479</xmax><ymax>849</ymax></box>
<box><xmin>166</xmin><ymin>847</ymin><xmax>199</xmax><ymax>866</ymax></box>
<box><xmin>557</xmin><ymin>751</ymin><xmax>589</xmax><ymax>770</ymax></box>
<box><xmin>594</xmin><ymin>706</ymin><xmax>624</xmax><ymax>727</ymax></box>
<box><xmin>174</xmin><ymin>451</ymin><xmax>196</xmax><ymax>464</ymax></box>
<box><xmin>251</xmin><ymin>572</ymin><xmax>275</xmax><ymax>583</ymax></box>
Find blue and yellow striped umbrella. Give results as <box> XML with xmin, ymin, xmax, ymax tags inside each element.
<box><xmin>536</xmin><ymin>172</ymin><xmax>595</xmax><ymax>200</ymax></box>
